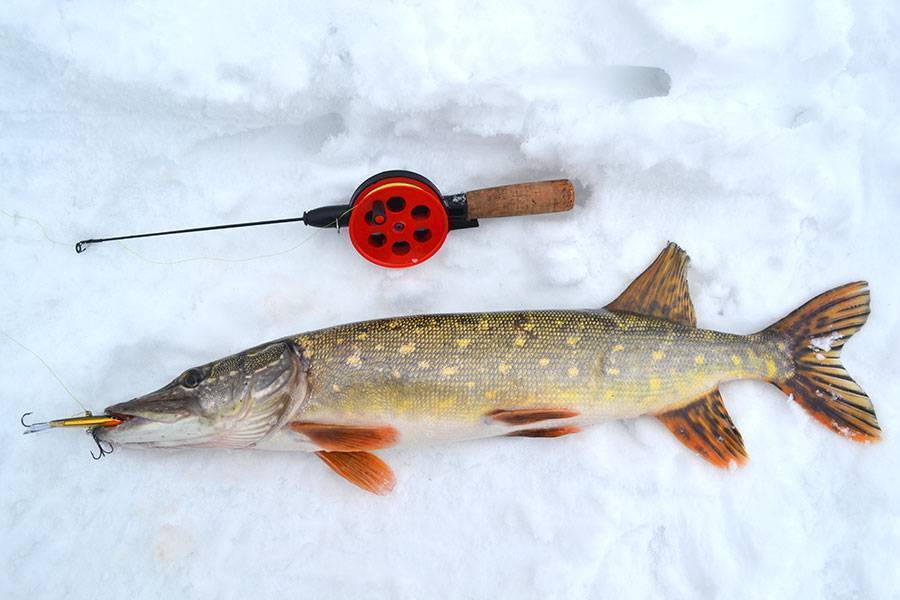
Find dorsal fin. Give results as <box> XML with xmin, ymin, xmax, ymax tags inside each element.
<box><xmin>605</xmin><ymin>242</ymin><xmax>696</xmax><ymax>327</ymax></box>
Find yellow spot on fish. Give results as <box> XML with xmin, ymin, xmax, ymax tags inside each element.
<box><xmin>731</xmin><ymin>355</ymin><xmax>743</xmax><ymax>367</ymax></box>
<box><xmin>652</xmin><ymin>350</ymin><xmax>665</xmax><ymax>361</ymax></box>
<box><xmin>478</xmin><ymin>319</ymin><xmax>490</xmax><ymax>331</ymax></box>
<box><xmin>612</xmin><ymin>344</ymin><xmax>624</xmax><ymax>352</ymax></box>
<box><xmin>418</xmin><ymin>360</ymin><xmax>430</xmax><ymax>369</ymax></box>
<box><xmin>649</xmin><ymin>378</ymin><xmax>661</xmax><ymax>391</ymax></box>
<box><xmin>747</xmin><ymin>348</ymin><xmax>758</xmax><ymax>361</ymax></box>
<box><xmin>607</xmin><ymin>367</ymin><xmax>620</xmax><ymax>376</ymax></box>
<box><xmin>346</xmin><ymin>354</ymin><xmax>361</xmax><ymax>366</ymax></box>
<box><xmin>332</xmin><ymin>384</ymin><xmax>341</xmax><ymax>392</ymax></box>
<box><xmin>356</xmin><ymin>332</ymin><xmax>368</xmax><ymax>340</ymax></box>
<box><xmin>568</xmin><ymin>366</ymin><xmax>579</xmax><ymax>377</ymax></box>
<box><xmin>513</xmin><ymin>337</ymin><xmax>526</xmax><ymax>347</ymax></box>
<box><xmin>484</xmin><ymin>390</ymin><xmax>497</xmax><ymax>401</ymax></box>
<box><xmin>522</xmin><ymin>323</ymin><xmax>535</xmax><ymax>331</ymax></box>
<box><xmin>388</xmin><ymin>320</ymin><xmax>401</xmax><ymax>329</ymax></box>
<box><xmin>442</xmin><ymin>366</ymin><xmax>458</xmax><ymax>376</ymax></box>
<box><xmin>694</xmin><ymin>354</ymin><xmax>705</xmax><ymax>366</ymax></box>
<box><xmin>538</xmin><ymin>358</ymin><xmax>550</xmax><ymax>367</ymax></box>
<box><xmin>436</xmin><ymin>397</ymin><xmax>454</xmax><ymax>412</ymax></box>
<box><xmin>776</xmin><ymin>342</ymin><xmax>786</xmax><ymax>351</ymax></box>
<box><xmin>336</xmin><ymin>338</ymin><xmax>345</xmax><ymax>345</ymax></box>
<box><xmin>766</xmin><ymin>359</ymin><xmax>777</xmax><ymax>378</ymax></box>
<box><xmin>567</xmin><ymin>336</ymin><xmax>580</xmax><ymax>346</ymax></box>
<box><xmin>604</xmin><ymin>390</ymin><xmax>615</xmax><ymax>401</ymax></box>
<box><xmin>399</xmin><ymin>343</ymin><xmax>416</xmax><ymax>354</ymax></box>
<box><xmin>498</xmin><ymin>363</ymin><xmax>511</xmax><ymax>374</ymax></box>
<box><xmin>375</xmin><ymin>344</ymin><xmax>384</xmax><ymax>351</ymax></box>
<box><xmin>456</xmin><ymin>338</ymin><xmax>471</xmax><ymax>348</ymax></box>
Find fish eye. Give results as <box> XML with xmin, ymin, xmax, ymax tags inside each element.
<box><xmin>180</xmin><ymin>368</ymin><xmax>204</xmax><ymax>388</ymax></box>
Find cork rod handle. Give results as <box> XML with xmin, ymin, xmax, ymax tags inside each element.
<box><xmin>465</xmin><ymin>179</ymin><xmax>575</xmax><ymax>219</ymax></box>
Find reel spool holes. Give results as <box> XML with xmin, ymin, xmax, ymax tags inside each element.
<box><xmin>348</xmin><ymin>172</ymin><xmax>449</xmax><ymax>268</ymax></box>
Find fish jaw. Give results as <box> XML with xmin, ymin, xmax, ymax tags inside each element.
<box><xmin>96</xmin><ymin>412</ymin><xmax>219</xmax><ymax>448</ymax></box>
<box><xmin>98</xmin><ymin>340</ymin><xmax>309</xmax><ymax>449</ymax></box>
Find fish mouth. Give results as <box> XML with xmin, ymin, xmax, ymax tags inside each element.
<box><xmin>103</xmin><ymin>412</ymin><xmax>152</xmax><ymax>430</ymax></box>
<box><xmin>96</xmin><ymin>397</ymin><xmax>200</xmax><ymax>447</ymax></box>
<box><xmin>96</xmin><ymin>409</ymin><xmax>208</xmax><ymax>448</ymax></box>
<box><xmin>103</xmin><ymin>398</ymin><xmax>193</xmax><ymax>424</ymax></box>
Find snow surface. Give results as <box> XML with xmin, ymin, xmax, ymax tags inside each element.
<box><xmin>2</xmin><ymin>2</ymin><xmax>899</xmax><ymax>598</ymax></box>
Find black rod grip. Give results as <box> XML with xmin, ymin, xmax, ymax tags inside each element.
<box><xmin>303</xmin><ymin>204</ymin><xmax>351</xmax><ymax>228</ymax></box>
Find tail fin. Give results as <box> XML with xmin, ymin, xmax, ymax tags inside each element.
<box><xmin>764</xmin><ymin>281</ymin><xmax>880</xmax><ymax>441</ymax></box>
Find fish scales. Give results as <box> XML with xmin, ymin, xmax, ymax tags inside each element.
<box><xmin>292</xmin><ymin>310</ymin><xmax>791</xmax><ymax>433</ymax></box>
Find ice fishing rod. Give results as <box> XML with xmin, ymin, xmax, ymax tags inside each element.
<box><xmin>75</xmin><ymin>170</ymin><xmax>575</xmax><ymax>268</ymax></box>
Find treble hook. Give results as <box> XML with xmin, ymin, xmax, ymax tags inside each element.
<box><xmin>90</xmin><ymin>428</ymin><xmax>114</xmax><ymax>460</ymax></box>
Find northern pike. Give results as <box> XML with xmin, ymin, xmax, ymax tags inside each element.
<box><xmin>94</xmin><ymin>243</ymin><xmax>880</xmax><ymax>494</ymax></box>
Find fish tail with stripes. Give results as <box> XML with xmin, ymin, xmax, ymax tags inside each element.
<box><xmin>764</xmin><ymin>281</ymin><xmax>880</xmax><ymax>441</ymax></box>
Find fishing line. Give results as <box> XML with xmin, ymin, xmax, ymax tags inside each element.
<box><xmin>111</xmin><ymin>205</ymin><xmax>356</xmax><ymax>265</ymax></box>
<box><xmin>1</xmin><ymin>330</ymin><xmax>88</xmax><ymax>414</ymax></box>
<box><xmin>114</xmin><ymin>229</ymin><xmax>321</xmax><ymax>265</ymax></box>
<box><xmin>1</xmin><ymin>206</ymin><xmax>354</xmax><ymax>265</ymax></box>
<box><xmin>1</xmin><ymin>206</ymin><xmax>353</xmax><ymax>416</ymax></box>
<box><xmin>0</xmin><ymin>208</ymin><xmax>72</xmax><ymax>247</ymax></box>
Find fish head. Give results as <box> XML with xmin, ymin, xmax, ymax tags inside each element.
<box><xmin>98</xmin><ymin>340</ymin><xmax>308</xmax><ymax>449</ymax></box>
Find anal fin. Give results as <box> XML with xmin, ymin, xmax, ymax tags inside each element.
<box><xmin>657</xmin><ymin>388</ymin><xmax>747</xmax><ymax>468</ymax></box>
<box><xmin>315</xmin><ymin>451</ymin><xmax>396</xmax><ymax>495</ymax></box>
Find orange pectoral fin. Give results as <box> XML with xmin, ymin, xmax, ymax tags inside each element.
<box><xmin>657</xmin><ymin>388</ymin><xmax>747</xmax><ymax>468</ymax></box>
<box><xmin>315</xmin><ymin>451</ymin><xmax>396</xmax><ymax>495</ymax></box>
<box><xmin>506</xmin><ymin>425</ymin><xmax>581</xmax><ymax>438</ymax></box>
<box><xmin>290</xmin><ymin>422</ymin><xmax>398</xmax><ymax>451</ymax></box>
<box><xmin>486</xmin><ymin>408</ymin><xmax>580</xmax><ymax>425</ymax></box>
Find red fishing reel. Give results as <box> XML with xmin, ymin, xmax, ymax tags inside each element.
<box><xmin>303</xmin><ymin>170</ymin><xmax>575</xmax><ymax>268</ymax></box>
<box><xmin>347</xmin><ymin>171</ymin><xmax>449</xmax><ymax>268</ymax></box>
<box><xmin>76</xmin><ymin>169</ymin><xmax>575</xmax><ymax>269</ymax></box>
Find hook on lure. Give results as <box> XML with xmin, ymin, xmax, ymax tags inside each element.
<box><xmin>20</xmin><ymin>411</ymin><xmax>49</xmax><ymax>433</ymax></box>
<box><xmin>90</xmin><ymin>428</ymin><xmax>114</xmax><ymax>460</ymax></box>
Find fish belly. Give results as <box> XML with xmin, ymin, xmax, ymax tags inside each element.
<box><xmin>259</xmin><ymin>310</ymin><xmax>784</xmax><ymax>451</ymax></box>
